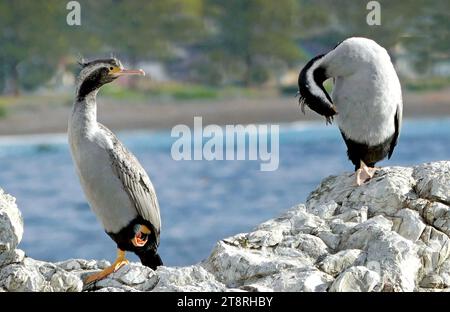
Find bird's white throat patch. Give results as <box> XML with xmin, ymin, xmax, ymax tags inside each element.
<box><xmin>171</xmin><ymin>117</ymin><xmax>279</xmax><ymax>172</ymax></box>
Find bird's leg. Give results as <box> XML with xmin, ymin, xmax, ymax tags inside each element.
<box><xmin>84</xmin><ymin>249</ymin><xmax>129</xmax><ymax>284</ymax></box>
<box><xmin>132</xmin><ymin>225</ymin><xmax>151</xmax><ymax>247</ymax></box>
<box><xmin>355</xmin><ymin>160</ymin><xmax>378</xmax><ymax>186</ymax></box>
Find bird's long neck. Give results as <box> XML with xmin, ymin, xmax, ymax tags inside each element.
<box><xmin>70</xmin><ymin>90</ymin><xmax>99</xmax><ymax>134</ymax></box>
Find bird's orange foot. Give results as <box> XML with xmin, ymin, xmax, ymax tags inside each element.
<box><xmin>132</xmin><ymin>225</ymin><xmax>151</xmax><ymax>247</ymax></box>
<box><xmin>355</xmin><ymin>161</ymin><xmax>378</xmax><ymax>186</ymax></box>
<box><xmin>84</xmin><ymin>250</ymin><xmax>129</xmax><ymax>284</ymax></box>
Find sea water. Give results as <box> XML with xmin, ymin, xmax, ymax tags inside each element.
<box><xmin>0</xmin><ymin>118</ymin><xmax>449</xmax><ymax>266</ymax></box>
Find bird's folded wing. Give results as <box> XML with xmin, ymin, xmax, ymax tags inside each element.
<box><xmin>102</xmin><ymin>126</ymin><xmax>161</xmax><ymax>234</ymax></box>
<box><xmin>389</xmin><ymin>101</ymin><xmax>403</xmax><ymax>159</ymax></box>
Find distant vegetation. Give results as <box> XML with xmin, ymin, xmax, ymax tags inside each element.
<box><xmin>403</xmin><ymin>77</ymin><xmax>450</xmax><ymax>92</ymax></box>
<box><xmin>0</xmin><ymin>0</ymin><xmax>449</xmax><ymax>96</ymax></box>
<box><xmin>0</xmin><ymin>100</ymin><xmax>7</xmax><ymax>118</ymax></box>
<box><xmin>147</xmin><ymin>84</ymin><xmax>219</xmax><ymax>101</ymax></box>
<box><xmin>102</xmin><ymin>83</ymin><xmax>220</xmax><ymax>102</ymax></box>
<box><xmin>101</xmin><ymin>83</ymin><xmax>269</xmax><ymax>102</ymax></box>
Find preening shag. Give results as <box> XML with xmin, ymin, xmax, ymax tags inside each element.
<box><xmin>68</xmin><ymin>58</ymin><xmax>162</xmax><ymax>284</ymax></box>
<box><xmin>297</xmin><ymin>37</ymin><xmax>403</xmax><ymax>185</ymax></box>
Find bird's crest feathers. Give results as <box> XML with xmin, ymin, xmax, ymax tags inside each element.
<box><xmin>77</xmin><ymin>53</ymin><xmax>88</xmax><ymax>68</ymax></box>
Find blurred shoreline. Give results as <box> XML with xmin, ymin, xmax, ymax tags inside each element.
<box><xmin>0</xmin><ymin>89</ymin><xmax>449</xmax><ymax>136</ymax></box>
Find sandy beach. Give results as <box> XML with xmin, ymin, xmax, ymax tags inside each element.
<box><xmin>0</xmin><ymin>89</ymin><xmax>449</xmax><ymax>136</ymax></box>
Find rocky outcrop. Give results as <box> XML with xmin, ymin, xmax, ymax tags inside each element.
<box><xmin>0</xmin><ymin>190</ymin><xmax>23</xmax><ymax>254</ymax></box>
<box><xmin>1</xmin><ymin>161</ymin><xmax>450</xmax><ymax>292</ymax></box>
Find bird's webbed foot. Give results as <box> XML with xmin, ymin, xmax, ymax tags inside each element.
<box><xmin>355</xmin><ymin>160</ymin><xmax>378</xmax><ymax>186</ymax></box>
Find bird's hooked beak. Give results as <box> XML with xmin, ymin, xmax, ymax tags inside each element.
<box><xmin>110</xmin><ymin>66</ymin><xmax>146</xmax><ymax>78</ymax></box>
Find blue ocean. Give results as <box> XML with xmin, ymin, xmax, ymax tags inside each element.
<box><xmin>0</xmin><ymin>118</ymin><xmax>449</xmax><ymax>266</ymax></box>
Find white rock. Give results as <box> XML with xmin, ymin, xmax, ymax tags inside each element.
<box><xmin>340</xmin><ymin>215</ymin><xmax>393</xmax><ymax>250</ymax></box>
<box><xmin>95</xmin><ymin>277</ymin><xmax>128</xmax><ymax>290</ymax></box>
<box><xmin>317</xmin><ymin>231</ymin><xmax>340</xmax><ymax>250</ymax></box>
<box><xmin>393</xmin><ymin>209</ymin><xmax>426</xmax><ymax>242</ymax></box>
<box><xmin>0</xmin><ymin>263</ymin><xmax>47</xmax><ymax>291</ymax></box>
<box><xmin>273</xmin><ymin>247</ymin><xmax>308</xmax><ymax>258</ymax></box>
<box><xmin>204</xmin><ymin>241</ymin><xmax>308</xmax><ymax>287</ymax></box>
<box><xmin>246</xmin><ymin>229</ymin><xmax>284</xmax><ymax>248</ymax></box>
<box><xmin>307</xmin><ymin>167</ymin><xmax>415</xmax><ymax>217</ymax></box>
<box><xmin>2</xmin><ymin>161</ymin><xmax>450</xmax><ymax>292</ymax></box>
<box><xmin>418</xmin><ymin>226</ymin><xmax>450</xmax><ymax>272</ymax></box>
<box><xmin>255</xmin><ymin>216</ymin><xmax>294</xmax><ymax>236</ymax></box>
<box><xmin>0</xmin><ymin>249</ymin><xmax>25</xmax><ymax>267</ymax></box>
<box><xmin>319</xmin><ymin>249</ymin><xmax>366</xmax><ymax>276</ymax></box>
<box><xmin>420</xmin><ymin>274</ymin><xmax>446</xmax><ymax>289</ymax></box>
<box><xmin>329</xmin><ymin>220</ymin><xmax>358</xmax><ymax>236</ymax></box>
<box><xmin>95</xmin><ymin>287</ymin><xmax>125</xmax><ymax>292</ymax></box>
<box><xmin>0</xmin><ymin>190</ymin><xmax>23</xmax><ymax>253</ymax></box>
<box><xmin>438</xmin><ymin>260</ymin><xmax>450</xmax><ymax>287</ymax></box>
<box><xmin>56</xmin><ymin>258</ymin><xmax>111</xmax><ymax>271</ymax></box>
<box><xmin>93</xmin><ymin>263</ymin><xmax>156</xmax><ymax>291</ymax></box>
<box><xmin>419</xmin><ymin>202</ymin><xmax>450</xmax><ymax>237</ymax></box>
<box><xmin>50</xmin><ymin>270</ymin><xmax>83</xmax><ymax>292</ymax></box>
<box><xmin>306</xmin><ymin>174</ymin><xmax>356</xmax><ymax>209</ymax></box>
<box><xmin>366</xmin><ymin>231</ymin><xmax>421</xmax><ymax>291</ymax></box>
<box><xmin>329</xmin><ymin>266</ymin><xmax>381</xmax><ymax>292</ymax></box>
<box><xmin>245</xmin><ymin>268</ymin><xmax>334</xmax><ymax>292</ymax></box>
<box><xmin>332</xmin><ymin>206</ymin><xmax>368</xmax><ymax>223</ymax></box>
<box><xmin>0</xmin><ymin>257</ymin><xmax>82</xmax><ymax>292</ymax></box>
<box><xmin>307</xmin><ymin>201</ymin><xmax>338</xmax><ymax>219</ymax></box>
<box><xmin>56</xmin><ymin>259</ymin><xmax>81</xmax><ymax>271</ymax></box>
<box><xmin>414</xmin><ymin>162</ymin><xmax>450</xmax><ymax>205</ymax></box>
<box><xmin>279</xmin><ymin>234</ymin><xmax>329</xmax><ymax>262</ymax></box>
<box><xmin>91</xmin><ymin>282</ymin><xmax>145</xmax><ymax>292</ymax></box>
<box><xmin>291</xmin><ymin>210</ymin><xmax>329</xmax><ymax>235</ymax></box>
<box><xmin>152</xmin><ymin>265</ymin><xmax>225</xmax><ymax>292</ymax></box>
<box><xmin>117</xmin><ymin>264</ymin><xmax>152</xmax><ymax>285</ymax></box>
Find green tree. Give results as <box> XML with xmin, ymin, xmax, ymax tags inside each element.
<box><xmin>0</xmin><ymin>0</ymin><xmax>99</xmax><ymax>95</ymax></box>
<box><xmin>86</xmin><ymin>0</ymin><xmax>205</xmax><ymax>65</ymax></box>
<box><xmin>204</xmin><ymin>0</ymin><xmax>302</xmax><ymax>86</ymax></box>
<box><xmin>0</xmin><ymin>0</ymin><xmax>203</xmax><ymax>94</ymax></box>
<box><xmin>72</xmin><ymin>0</ymin><xmax>206</xmax><ymax>89</ymax></box>
<box><xmin>323</xmin><ymin>0</ymin><xmax>429</xmax><ymax>59</ymax></box>
<box><xmin>401</xmin><ymin>1</ymin><xmax>450</xmax><ymax>75</ymax></box>
<box><xmin>320</xmin><ymin>0</ymin><xmax>450</xmax><ymax>75</ymax></box>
